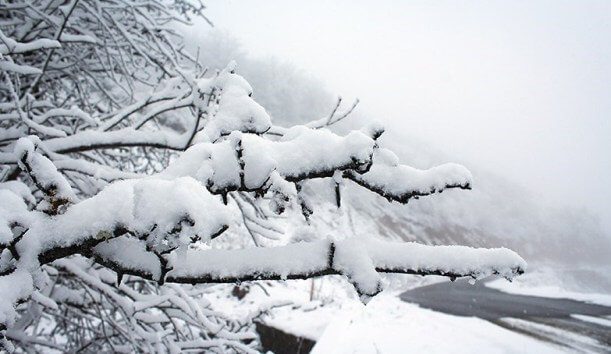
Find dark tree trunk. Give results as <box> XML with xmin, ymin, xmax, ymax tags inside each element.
<box><xmin>255</xmin><ymin>322</ymin><xmax>316</xmax><ymax>354</ymax></box>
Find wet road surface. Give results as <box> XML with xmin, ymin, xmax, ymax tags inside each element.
<box><xmin>400</xmin><ymin>279</ymin><xmax>611</xmax><ymax>353</ymax></box>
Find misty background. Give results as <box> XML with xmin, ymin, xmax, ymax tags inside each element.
<box><xmin>182</xmin><ymin>1</ymin><xmax>610</xmax><ymax>287</ymax></box>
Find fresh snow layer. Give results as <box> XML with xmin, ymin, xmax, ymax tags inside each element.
<box><xmin>311</xmin><ymin>294</ymin><xmax>563</xmax><ymax>354</ymax></box>
<box><xmin>14</xmin><ymin>176</ymin><xmax>230</xmax><ymax>271</ymax></box>
<box><xmin>0</xmin><ymin>270</ymin><xmax>33</xmax><ymax>325</ymax></box>
<box><xmin>501</xmin><ymin>318</ymin><xmax>606</xmax><ymax>352</ymax></box>
<box><xmin>160</xmin><ymin>127</ymin><xmax>376</xmax><ymax>194</ymax></box>
<box><xmin>169</xmin><ymin>241</ymin><xmax>330</xmax><ymax>280</ymax></box>
<box><xmin>570</xmin><ymin>314</ymin><xmax>611</xmax><ymax>327</ymax></box>
<box><xmin>264</xmin><ymin>304</ymin><xmax>339</xmax><ymax>341</ymax></box>
<box><xmin>362</xmin><ymin>237</ymin><xmax>526</xmax><ymax>279</ymax></box>
<box><xmin>195</xmin><ymin>60</ymin><xmax>271</xmax><ymax>141</ymax></box>
<box><xmin>0</xmin><ymin>189</ymin><xmax>32</xmax><ymax>245</ymax></box>
<box><xmin>351</xmin><ymin>148</ymin><xmax>472</xmax><ymax>198</ymax></box>
<box><xmin>15</xmin><ymin>137</ymin><xmax>77</xmax><ymax>203</ymax></box>
<box><xmin>205</xmin><ymin>276</ymin><xmax>564</xmax><ymax>353</ymax></box>
<box><xmin>0</xmin><ymin>181</ymin><xmax>35</xmax><ymax>204</ymax></box>
<box><xmin>242</xmin><ymin>126</ymin><xmax>374</xmax><ymax>187</ymax></box>
<box><xmin>167</xmin><ymin>237</ymin><xmax>524</xmax><ymax>297</ymax></box>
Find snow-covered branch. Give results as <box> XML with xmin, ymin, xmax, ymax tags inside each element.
<box><xmin>5</xmin><ymin>202</ymin><xmax>526</xmax><ymax>298</ymax></box>
<box><xmin>344</xmin><ymin>148</ymin><xmax>473</xmax><ymax>203</ymax></box>
<box><xmin>0</xmin><ymin>1</ymin><xmax>525</xmax><ymax>351</ymax></box>
<box><xmin>163</xmin><ymin>239</ymin><xmax>524</xmax><ymax>296</ymax></box>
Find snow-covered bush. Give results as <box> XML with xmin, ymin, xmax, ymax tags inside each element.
<box><xmin>0</xmin><ymin>1</ymin><xmax>525</xmax><ymax>352</ymax></box>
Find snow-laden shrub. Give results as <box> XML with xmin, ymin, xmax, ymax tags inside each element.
<box><xmin>0</xmin><ymin>1</ymin><xmax>524</xmax><ymax>352</ymax></box>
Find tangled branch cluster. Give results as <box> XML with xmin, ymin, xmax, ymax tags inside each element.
<box><xmin>0</xmin><ymin>1</ymin><xmax>525</xmax><ymax>352</ymax></box>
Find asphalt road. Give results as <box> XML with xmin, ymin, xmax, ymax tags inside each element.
<box><xmin>400</xmin><ymin>279</ymin><xmax>611</xmax><ymax>352</ymax></box>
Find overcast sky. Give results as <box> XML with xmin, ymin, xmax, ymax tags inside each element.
<box><xmin>201</xmin><ymin>0</ymin><xmax>611</xmax><ymax>232</ymax></box>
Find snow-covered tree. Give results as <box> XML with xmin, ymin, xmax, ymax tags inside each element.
<box><xmin>0</xmin><ymin>1</ymin><xmax>526</xmax><ymax>352</ymax></box>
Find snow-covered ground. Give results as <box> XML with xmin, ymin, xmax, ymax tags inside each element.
<box><xmin>312</xmin><ymin>294</ymin><xmax>564</xmax><ymax>354</ymax></box>
<box><xmin>570</xmin><ymin>315</ymin><xmax>611</xmax><ymax>328</ymax></box>
<box><xmin>205</xmin><ymin>274</ymin><xmax>611</xmax><ymax>353</ymax></box>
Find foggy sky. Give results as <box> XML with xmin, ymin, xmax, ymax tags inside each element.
<box><xmin>200</xmin><ymin>0</ymin><xmax>611</xmax><ymax>232</ymax></box>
